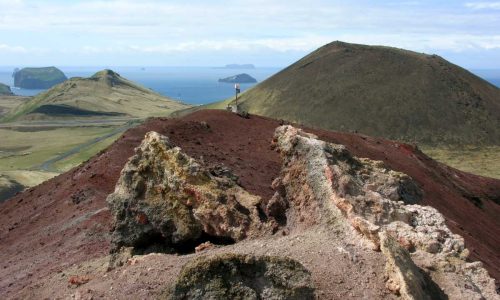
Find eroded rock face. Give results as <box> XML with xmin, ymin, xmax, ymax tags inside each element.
<box><xmin>379</xmin><ymin>232</ymin><xmax>445</xmax><ymax>300</ymax></box>
<box><xmin>107</xmin><ymin>131</ymin><xmax>272</xmax><ymax>252</ymax></box>
<box><xmin>271</xmin><ymin>125</ymin><xmax>497</xmax><ymax>299</ymax></box>
<box><xmin>164</xmin><ymin>254</ymin><xmax>315</xmax><ymax>300</ymax></box>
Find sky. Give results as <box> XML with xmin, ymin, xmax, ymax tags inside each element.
<box><xmin>0</xmin><ymin>0</ymin><xmax>499</xmax><ymax>68</ymax></box>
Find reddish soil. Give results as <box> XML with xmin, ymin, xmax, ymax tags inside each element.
<box><xmin>1</xmin><ymin>109</ymin><xmax>499</xmax><ymax>297</ymax></box>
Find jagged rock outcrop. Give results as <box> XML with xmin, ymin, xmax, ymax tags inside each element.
<box><xmin>105</xmin><ymin>126</ymin><xmax>497</xmax><ymax>299</ymax></box>
<box><xmin>270</xmin><ymin>125</ymin><xmax>497</xmax><ymax>299</ymax></box>
<box><xmin>379</xmin><ymin>232</ymin><xmax>445</xmax><ymax>299</ymax></box>
<box><xmin>165</xmin><ymin>254</ymin><xmax>315</xmax><ymax>300</ymax></box>
<box><xmin>107</xmin><ymin>131</ymin><xmax>274</xmax><ymax>252</ymax></box>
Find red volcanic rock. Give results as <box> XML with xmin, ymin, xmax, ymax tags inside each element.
<box><xmin>0</xmin><ymin>110</ymin><xmax>499</xmax><ymax>298</ymax></box>
<box><xmin>270</xmin><ymin>125</ymin><xmax>496</xmax><ymax>298</ymax></box>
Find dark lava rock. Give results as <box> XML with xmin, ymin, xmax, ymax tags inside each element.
<box><xmin>164</xmin><ymin>253</ymin><xmax>315</xmax><ymax>300</ymax></box>
<box><xmin>13</xmin><ymin>67</ymin><xmax>67</xmax><ymax>89</ymax></box>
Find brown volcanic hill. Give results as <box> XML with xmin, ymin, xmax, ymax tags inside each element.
<box><xmin>232</xmin><ymin>41</ymin><xmax>500</xmax><ymax>145</ymax></box>
<box><xmin>0</xmin><ymin>110</ymin><xmax>499</xmax><ymax>298</ymax></box>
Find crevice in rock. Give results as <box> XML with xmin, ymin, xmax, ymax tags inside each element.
<box><xmin>172</xmin><ymin>232</ymin><xmax>235</xmax><ymax>255</ymax></box>
<box><xmin>417</xmin><ymin>267</ymin><xmax>449</xmax><ymax>300</ymax></box>
<box><xmin>131</xmin><ymin>232</ymin><xmax>236</xmax><ymax>256</ymax></box>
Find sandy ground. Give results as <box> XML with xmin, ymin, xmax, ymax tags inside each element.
<box><xmin>29</xmin><ymin>227</ymin><xmax>396</xmax><ymax>299</ymax></box>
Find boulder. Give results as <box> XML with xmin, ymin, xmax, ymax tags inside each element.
<box><xmin>107</xmin><ymin>131</ymin><xmax>274</xmax><ymax>252</ymax></box>
<box><xmin>164</xmin><ymin>253</ymin><xmax>315</xmax><ymax>300</ymax></box>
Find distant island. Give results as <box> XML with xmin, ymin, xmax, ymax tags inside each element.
<box><xmin>222</xmin><ymin>64</ymin><xmax>255</xmax><ymax>69</ymax></box>
<box><xmin>13</xmin><ymin>66</ymin><xmax>67</xmax><ymax>89</ymax></box>
<box><xmin>0</xmin><ymin>83</ymin><xmax>13</xmax><ymax>95</ymax></box>
<box><xmin>218</xmin><ymin>73</ymin><xmax>257</xmax><ymax>83</ymax></box>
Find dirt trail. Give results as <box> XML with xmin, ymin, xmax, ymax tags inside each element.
<box><xmin>38</xmin><ymin>123</ymin><xmax>135</xmax><ymax>172</ymax></box>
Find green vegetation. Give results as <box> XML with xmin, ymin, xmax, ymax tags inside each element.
<box><xmin>0</xmin><ymin>126</ymin><xmax>118</xmax><ymax>170</ymax></box>
<box><xmin>0</xmin><ymin>83</ymin><xmax>13</xmax><ymax>95</ymax></box>
<box><xmin>1</xmin><ymin>170</ymin><xmax>58</xmax><ymax>187</ymax></box>
<box><xmin>13</xmin><ymin>66</ymin><xmax>67</xmax><ymax>89</ymax></box>
<box><xmin>0</xmin><ymin>70</ymin><xmax>191</xmax><ymax>201</ymax></box>
<box><xmin>2</xmin><ymin>69</ymin><xmax>191</xmax><ymax>122</ymax></box>
<box><xmin>52</xmin><ymin>132</ymin><xmax>119</xmax><ymax>172</ymax></box>
<box><xmin>0</xmin><ymin>125</ymin><xmax>126</xmax><ymax>200</ymax></box>
<box><xmin>421</xmin><ymin>146</ymin><xmax>500</xmax><ymax>179</ymax></box>
<box><xmin>0</xmin><ymin>96</ymin><xmax>28</xmax><ymax>117</ymax></box>
<box><xmin>218</xmin><ymin>73</ymin><xmax>257</xmax><ymax>83</ymax></box>
<box><xmin>219</xmin><ymin>41</ymin><xmax>500</xmax><ymax>146</ymax></box>
<box><xmin>0</xmin><ymin>174</ymin><xmax>24</xmax><ymax>202</ymax></box>
<box><xmin>171</xmin><ymin>96</ymin><xmax>235</xmax><ymax>118</ymax></box>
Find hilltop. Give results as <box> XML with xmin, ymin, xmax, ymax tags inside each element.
<box><xmin>0</xmin><ymin>70</ymin><xmax>191</xmax><ymax>203</ymax></box>
<box><xmin>0</xmin><ymin>110</ymin><xmax>498</xmax><ymax>298</ymax></box>
<box><xmin>13</xmin><ymin>67</ymin><xmax>67</xmax><ymax>89</ymax></box>
<box><xmin>2</xmin><ymin>69</ymin><xmax>191</xmax><ymax>122</ymax></box>
<box><xmin>220</xmin><ymin>41</ymin><xmax>500</xmax><ymax>145</ymax></box>
<box><xmin>0</xmin><ymin>83</ymin><xmax>13</xmax><ymax>96</ymax></box>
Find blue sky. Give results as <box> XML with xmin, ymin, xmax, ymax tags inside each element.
<box><xmin>0</xmin><ymin>0</ymin><xmax>499</xmax><ymax>68</ymax></box>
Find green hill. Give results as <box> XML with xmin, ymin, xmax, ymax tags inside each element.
<box><xmin>13</xmin><ymin>66</ymin><xmax>67</xmax><ymax>89</ymax></box>
<box><xmin>227</xmin><ymin>41</ymin><xmax>500</xmax><ymax>145</ymax></box>
<box><xmin>2</xmin><ymin>69</ymin><xmax>191</xmax><ymax>122</ymax></box>
<box><xmin>0</xmin><ymin>83</ymin><xmax>13</xmax><ymax>96</ymax></box>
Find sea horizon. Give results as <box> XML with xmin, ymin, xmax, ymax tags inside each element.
<box><xmin>1</xmin><ymin>66</ymin><xmax>499</xmax><ymax>105</ymax></box>
<box><xmin>0</xmin><ymin>66</ymin><xmax>282</xmax><ymax>105</ymax></box>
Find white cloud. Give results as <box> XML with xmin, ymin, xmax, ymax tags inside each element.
<box><xmin>465</xmin><ymin>2</ymin><xmax>500</xmax><ymax>9</ymax></box>
<box><xmin>0</xmin><ymin>1</ymin><xmax>499</xmax><ymax>67</ymax></box>
<box><xmin>73</xmin><ymin>34</ymin><xmax>500</xmax><ymax>57</ymax></box>
<box><xmin>0</xmin><ymin>44</ymin><xmax>27</xmax><ymax>53</ymax></box>
<box><xmin>126</xmin><ymin>36</ymin><xmax>334</xmax><ymax>53</ymax></box>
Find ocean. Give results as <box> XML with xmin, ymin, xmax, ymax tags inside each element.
<box><xmin>0</xmin><ymin>67</ymin><xmax>499</xmax><ymax>105</ymax></box>
<box><xmin>0</xmin><ymin>66</ymin><xmax>282</xmax><ymax>105</ymax></box>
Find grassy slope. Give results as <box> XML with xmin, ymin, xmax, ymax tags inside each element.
<box><xmin>235</xmin><ymin>41</ymin><xmax>500</xmax><ymax>146</ymax></box>
<box><xmin>421</xmin><ymin>146</ymin><xmax>500</xmax><ymax>179</ymax></box>
<box><xmin>0</xmin><ymin>126</ymin><xmax>125</xmax><ymax>198</ymax></box>
<box><xmin>2</xmin><ymin>70</ymin><xmax>191</xmax><ymax>122</ymax></box>
<box><xmin>0</xmin><ymin>70</ymin><xmax>192</xmax><ymax>200</ymax></box>
<box><xmin>1</xmin><ymin>170</ymin><xmax>58</xmax><ymax>187</ymax></box>
<box><xmin>52</xmin><ymin>133</ymin><xmax>119</xmax><ymax>172</ymax></box>
<box><xmin>0</xmin><ymin>96</ymin><xmax>28</xmax><ymax>117</ymax></box>
<box><xmin>0</xmin><ymin>126</ymin><xmax>119</xmax><ymax>170</ymax></box>
<box><xmin>0</xmin><ymin>83</ymin><xmax>13</xmax><ymax>95</ymax></box>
